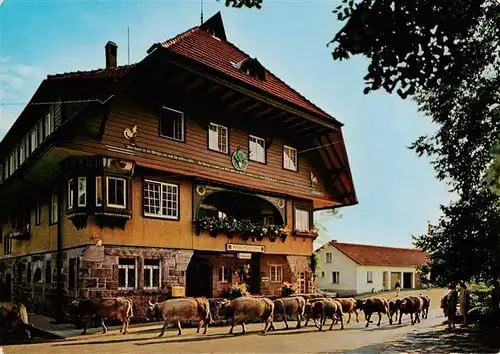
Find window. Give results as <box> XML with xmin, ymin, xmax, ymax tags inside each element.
<box><xmin>160</xmin><ymin>107</ymin><xmax>184</xmax><ymax>141</ymax></box>
<box><xmin>9</xmin><ymin>151</ymin><xmax>16</xmax><ymax>176</ymax></box>
<box><xmin>218</xmin><ymin>266</ymin><xmax>231</xmax><ymax>283</ymax></box>
<box><xmin>37</xmin><ymin>119</ymin><xmax>44</xmax><ymax>145</ymax></box>
<box><xmin>367</xmin><ymin>271</ymin><xmax>373</xmax><ymax>283</ymax></box>
<box><xmin>78</xmin><ymin>177</ymin><xmax>86</xmax><ymax>207</ymax></box>
<box><xmin>263</xmin><ymin>215</ymin><xmax>274</xmax><ymax>225</ymax></box>
<box><xmin>0</xmin><ymin>164</ymin><xmax>3</xmax><ymax>184</ymax></box>
<box><xmin>30</xmin><ymin>129</ymin><xmax>37</xmax><ymax>153</ymax></box>
<box><xmin>218</xmin><ymin>211</ymin><xmax>226</xmax><ymax>219</ymax></box>
<box><xmin>270</xmin><ymin>265</ymin><xmax>283</xmax><ymax>283</ymax></box>
<box><xmin>107</xmin><ymin>177</ymin><xmax>126</xmax><ymax>208</ymax></box>
<box><xmin>283</xmin><ymin>145</ymin><xmax>298</xmax><ymax>171</ymax></box>
<box><xmin>26</xmin><ymin>263</ymin><xmax>32</xmax><ymax>284</ymax></box>
<box><xmin>19</xmin><ymin>142</ymin><xmax>25</xmax><ymax>166</ymax></box>
<box><xmin>118</xmin><ymin>258</ymin><xmax>136</xmax><ymax>290</ymax></box>
<box><xmin>24</xmin><ymin>135</ymin><xmax>30</xmax><ymax>160</ymax></box>
<box><xmin>68</xmin><ymin>258</ymin><xmax>79</xmax><ymax>291</ymax></box>
<box><xmin>44</xmin><ymin>113</ymin><xmax>52</xmax><ymax>138</ymax></box>
<box><xmin>45</xmin><ymin>260</ymin><xmax>52</xmax><ymax>284</ymax></box>
<box><xmin>143</xmin><ymin>180</ymin><xmax>178</xmax><ymax>219</ymax></box>
<box><xmin>249</xmin><ymin>135</ymin><xmax>266</xmax><ymax>163</ymax></box>
<box><xmin>96</xmin><ymin>177</ymin><xmax>102</xmax><ymax>206</ymax></box>
<box><xmin>295</xmin><ymin>208</ymin><xmax>310</xmax><ymax>232</ymax></box>
<box><xmin>325</xmin><ymin>252</ymin><xmax>332</xmax><ymax>263</ymax></box>
<box><xmin>35</xmin><ymin>203</ymin><xmax>41</xmax><ymax>225</ymax></box>
<box><xmin>33</xmin><ymin>268</ymin><xmax>42</xmax><ymax>283</ymax></box>
<box><xmin>3</xmin><ymin>159</ymin><xmax>8</xmax><ymax>180</ymax></box>
<box><xmin>144</xmin><ymin>259</ymin><xmax>160</xmax><ymax>290</ymax></box>
<box><xmin>50</xmin><ymin>192</ymin><xmax>58</xmax><ymax>224</ymax></box>
<box><xmin>321</xmin><ymin>271</ymin><xmax>325</xmax><ymax>278</ymax></box>
<box><xmin>3</xmin><ymin>232</ymin><xmax>11</xmax><ymax>255</ymax></box>
<box><xmin>332</xmin><ymin>271</ymin><xmax>340</xmax><ymax>284</ymax></box>
<box><xmin>67</xmin><ymin>179</ymin><xmax>74</xmax><ymax>209</ymax></box>
<box><xmin>208</xmin><ymin>123</ymin><xmax>228</xmax><ymax>153</ymax></box>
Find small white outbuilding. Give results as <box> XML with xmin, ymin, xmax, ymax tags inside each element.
<box><xmin>315</xmin><ymin>240</ymin><xmax>429</xmax><ymax>296</ymax></box>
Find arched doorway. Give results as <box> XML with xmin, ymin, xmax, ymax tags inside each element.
<box><xmin>5</xmin><ymin>273</ymin><xmax>12</xmax><ymax>302</ymax></box>
<box><xmin>186</xmin><ymin>255</ymin><xmax>212</xmax><ymax>298</ymax></box>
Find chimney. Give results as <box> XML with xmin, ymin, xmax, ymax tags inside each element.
<box><xmin>105</xmin><ymin>41</ymin><xmax>118</xmax><ymax>69</ymax></box>
<box><xmin>331</xmin><ymin>240</ymin><xmax>337</xmax><ymax>243</ymax></box>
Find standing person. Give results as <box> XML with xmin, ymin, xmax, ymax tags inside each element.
<box><xmin>491</xmin><ymin>280</ymin><xmax>500</xmax><ymax>327</ymax></box>
<box><xmin>395</xmin><ymin>279</ymin><xmax>401</xmax><ymax>295</ymax></box>
<box><xmin>459</xmin><ymin>281</ymin><xmax>471</xmax><ymax>328</ymax></box>
<box><xmin>447</xmin><ymin>284</ymin><xmax>458</xmax><ymax>329</ymax></box>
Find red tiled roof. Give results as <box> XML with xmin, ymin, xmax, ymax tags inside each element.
<box><xmin>47</xmin><ymin>64</ymin><xmax>136</xmax><ymax>80</ymax></box>
<box><xmin>329</xmin><ymin>241</ymin><xmax>429</xmax><ymax>267</ymax></box>
<box><xmin>162</xmin><ymin>27</ymin><xmax>335</xmax><ymax>121</ymax></box>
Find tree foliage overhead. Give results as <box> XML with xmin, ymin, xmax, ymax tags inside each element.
<box><xmin>225</xmin><ymin>0</ymin><xmax>500</xmax><ymax>284</ymax></box>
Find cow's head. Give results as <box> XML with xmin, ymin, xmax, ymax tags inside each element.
<box><xmin>146</xmin><ymin>300</ymin><xmax>158</xmax><ymax>318</ymax></box>
<box><xmin>64</xmin><ymin>299</ymin><xmax>80</xmax><ymax>318</ymax></box>
<box><xmin>355</xmin><ymin>299</ymin><xmax>365</xmax><ymax>311</ymax></box>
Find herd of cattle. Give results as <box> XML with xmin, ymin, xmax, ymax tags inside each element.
<box><xmin>0</xmin><ymin>293</ymin><xmax>432</xmax><ymax>339</ymax></box>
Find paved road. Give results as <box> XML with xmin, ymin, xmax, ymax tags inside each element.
<box><xmin>2</xmin><ymin>309</ymin><xmax>446</xmax><ymax>354</ymax></box>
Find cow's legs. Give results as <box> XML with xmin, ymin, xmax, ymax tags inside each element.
<box><xmin>81</xmin><ymin>316</ymin><xmax>92</xmax><ymax>335</ymax></box>
<box><xmin>159</xmin><ymin>320</ymin><xmax>168</xmax><ymax>337</ymax></box>
<box><xmin>387</xmin><ymin>312</ymin><xmax>393</xmax><ymax>325</ymax></box>
<box><xmin>176</xmin><ymin>320</ymin><xmax>182</xmax><ymax>336</ymax></box>
<box><xmin>196</xmin><ymin>320</ymin><xmax>202</xmax><ymax>333</ymax></box>
<box><xmin>398</xmin><ymin>312</ymin><xmax>403</xmax><ymax>325</ymax></box>
<box><xmin>377</xmin><ymin>312</ymin><xmax>382</xmax><ymax>326</ymax></box>
<box><xmin>304</xmin><ymin>315</ymin><xmax>310</xmax><ymax>327</ymax></box>
<box><xmin>241</xmin><ymin>321</ymin><xmax>247</xmax><ymax>334</ymax></box>
<box><xmin>347</xmin><ymin>312</ymin><xmax>351</xmax><ymax>324</ymax></box>
<box><xmin>100</xmin><ymin>317</ymin><xmax>108</xmax><ymax>334</ymax></box>
<box><xmin>365</xmin><ymin>313</ymin><xmax>372</xmax><ymax>328</ymax></box>
<box><xmin>120</xmin><ymin>319</ymin><xmax>125</xmax><ymax>334</ymax></box>
<box><xmin>296</xmin><ymin>313</ymin><xmax>302</xmax><ymax>329</ymax></box>
<box><xmin>410</xmin><ymin>313</ymin><xmax>414</xmax><ymax>325</ymax></box>
<box><xmin>263</xmin><ymin>318</ymin><xmax>272</xmax><ymax>333</ymax></box>
<box><xmin>355</xmin><ymin>310</ymin><xmax>359</xmax><ymax>323</ymax></box>
<box><xmin>202</xmin><ymin>318</ymin><xmax>208</xmax><ymax>335</ymax></box>
<box><xmin>283</xmin><ymin>315</ymin><xmax>289</xmax><ymax>329</ymax></box>
<box><xmin>228</xmin><ymin>319</ymin><xmax>235</xmax><ymax>334</ymax></box>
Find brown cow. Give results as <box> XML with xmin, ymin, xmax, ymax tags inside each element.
<box><xmin>419</xmin><ymin>294</ymin><xmax>431</xmax><ymax>319</ymax></box>
<box><xmin>396</xmin><ymin>296</ymin><xmax>424</xmax><ymax>325</ymax></box>
<box><xmin>356</xmin><ymin>297</ymin><xmax>392</xmax><ymax>327</ymax></box>
<box><xmin>0</xmin><ymin>302</ymin><xmax>31</xmax><ymax>339</ymax></box>
<box><xmin>309</xmin><ymin>299</ymin><xmax>344</xmax><ymax>331</ymax></box>
<box><xmin>147</xmin><ymin>297</ymin><xmax>213</xmax><ymax>336</ymax></box>
<box><xmin>388</xmin><ymin>299</ymin><xmax>399</xmax><ymax>323</ymax></box>
<box><xmin>270</xmin><ymin>296</ymin><xmax>306</xmax><ymax>330</ymax></box>
<box><xmin>333</xmin><ymin>298</ymin><xmax>359</xmax><ymax>324</ymax></box>
<box><xmin>218</xmin><ymin>297</ymin><xmax>274</xmax><ymax>334</ymax></box>
<box><xmin>303</xmin><ymin>298</ymin><xmax>326</xmax><ymax>327</ymax></box>
<box><xmin>68</xmin><ymin>297</ymin><xmax>133</xmax><ymax>335</ymax></box>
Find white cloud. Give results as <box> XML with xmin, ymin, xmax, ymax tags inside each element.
<box><xmin>12</xmin><ymin>64</ymin><xmax>37</xmax><ymax>77</ymax></box>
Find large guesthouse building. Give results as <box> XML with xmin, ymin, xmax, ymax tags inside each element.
<box><xmin>0</xmin><ymin>13</ymin><xmax>357</xmax><ymax>316</ymax></box>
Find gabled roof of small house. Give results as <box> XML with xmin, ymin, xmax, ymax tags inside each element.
<box><xmin>318</xmin><ymin>241</ymin><xmax>429</xmax><ymax>267</ymax></box>
<box><xmin>158</xmin><ymin>12</ymin><xmax>339</xmax><ymax>123</ymax></box>
<box><xmin>47</xmin><ymin>65</ymin><xmax>135</xmax><ymax>80</ymax></box>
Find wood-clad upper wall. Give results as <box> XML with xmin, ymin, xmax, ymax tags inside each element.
<box><xmin>64</xmin><ymin>97</ymin><xmax>333</xmax><ymax>204</ymax></box>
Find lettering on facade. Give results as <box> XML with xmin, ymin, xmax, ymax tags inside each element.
<box><xmin>237</xmin><ymin>252</ymin><xmax>252</xmax><ymax>259</ymax></box>
<box><xmin>121</xmin><ymin>144</ymin><xmax>325</xmax><ymax>196</ymax></box>
<box><xmin>227</xmin><ymin>244</ymin><xmax>265</xmax><ymax>253</ymax></box>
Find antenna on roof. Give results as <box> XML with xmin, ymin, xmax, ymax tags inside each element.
<box><xmin>201</xmin><ymin>0</ymin><xmax>204</xmax><ymax>24</ymax></box>
<box><xmin>127</xmin><ymin>26</ymin><xmax>130</xmax><ymax>65</ymax></box>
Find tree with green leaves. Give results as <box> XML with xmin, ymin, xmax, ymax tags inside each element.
<box><xmin>225</xmin><ymin>0</ymin><xmax>500</xmax><ymax>285</ymax></box>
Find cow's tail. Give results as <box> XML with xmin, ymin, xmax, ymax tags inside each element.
<box><xmin>16</xmin><ymin>303</ymin><xmax>29</xmax><ymax>325</ymax></box>
<box><xmin>126</xmin><ymin>297</ymin><xmax>134</xmax><ymax>318</ymax></box>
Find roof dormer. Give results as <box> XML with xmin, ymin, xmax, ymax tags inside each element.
<box><xmin>233</xmin><ymin>58</ymin><xmax>266</xmax><ymax>81</ymax></box>
<box><xmin>201</xmin><ymin>12</ymin><xmax>227</xmax><ymax>41</ymax></box>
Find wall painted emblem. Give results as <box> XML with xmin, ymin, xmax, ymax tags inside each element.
<box><xmin>123</xmin><ymin>125</ymin><xmax>138</xmax><ymax>146</ymax></box>
<box><xmin>231</xmin><ymin>149</ymin><xmax>248</xmax><ymax>172</ymax></box>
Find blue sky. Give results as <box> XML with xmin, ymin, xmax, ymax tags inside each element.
<box><xmin>0</xmin><ymin>1</ymin><xmax>452</xmax><ymax>249</ymax></box>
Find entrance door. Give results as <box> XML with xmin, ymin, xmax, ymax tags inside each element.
<box><xmin>382</xmin><ymin>271</ymin><xmax>388</xmax><ymax>290</ymax></box>
<box><xmin>251</xmin><ymin>254</ymin><xmax>261</xmax><ymax>294</ymax></box>
<box><xmin>5</xmin><ymin>273</ymin><xmax>12</xmax><ymax>301</ymax></box>
<box><xmin>186</xmin><ymin>258</ymin><xmax>212</xmax><ymax>298</ymax></box>
<box><xmin>403</xmin><ymin>272</ymin><xmax>412</xmax><ymax>289</ymax></box>
<box><xmin>298</xmin><ymin>272</ymin><xmax>306</xmax><ymax>294</ymax></box>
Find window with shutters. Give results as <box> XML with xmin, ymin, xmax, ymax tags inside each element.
<box><xmin>249</xmin><ymin>135</ymin><xmax>266</xmax><ymax>163</ymax></box>
<box><xmin>283</xmin><ymin>145</ymin><xmax>298</xmax><ymax>171</ymax></box>
<box><xmin>208</xmin><ymin>123</ymin><xmax>228</xmax><ymax>153</ymax></box>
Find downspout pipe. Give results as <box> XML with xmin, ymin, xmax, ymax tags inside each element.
<box><xmin>56</xmin><ymin>186</ymin><xmax>65</xmax><ymax>322</ymax></box>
